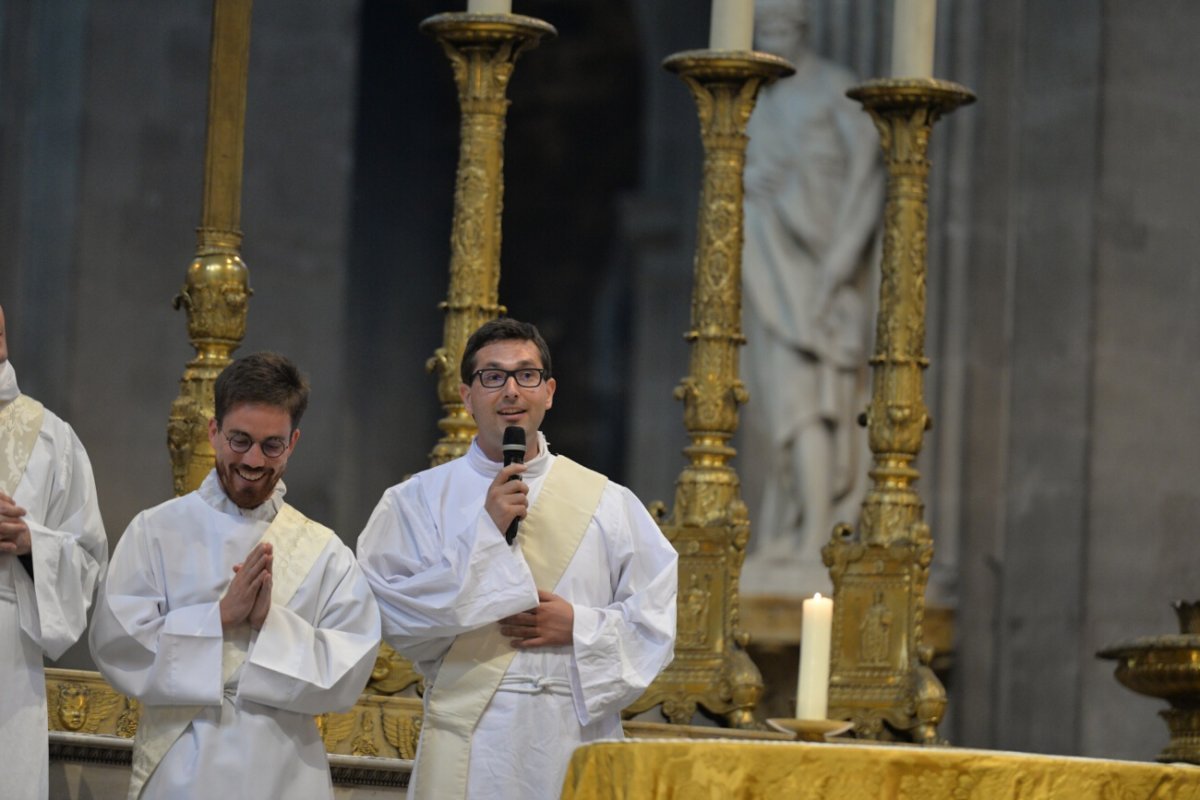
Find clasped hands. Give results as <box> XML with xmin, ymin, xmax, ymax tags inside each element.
<box><xmin>0</xmin><ymin>490</ymin><xmax>31</xmax><ymax>556</ymax></box>
<box><xmin>220</xmin><ymin>542</ymin><xmax>272</xmax><ymax>631</ymax></box>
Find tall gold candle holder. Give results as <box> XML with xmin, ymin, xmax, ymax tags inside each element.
<box><xmin>624</xmin><ymin>50</ymin><xmax>792</xmax><ymax>728</ymax></box>
<box><xmin>822</xmin><ymin>78</ymin><xmax>974</xmax><ymax>743</ymax></box>
<box><xmin>167</xmin><ymin>0</ymin><xmax>254</xmax><ymax>495</ymax></box>
<box><xmin>420</xmin><ymin>12</ymin><xmax>555</xmax><ymax>466</ymax></box>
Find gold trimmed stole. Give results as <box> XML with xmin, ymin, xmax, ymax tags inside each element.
<box><xmin>0</xmin><ymin>395</ymin><xmax>44</xmax><ymax>495</ymax></box>
<box><xmin>127</xmin><ymin>503</ymin><xmax>333</xmax><ymax>800</ymax></box>
<box><xmin>415</xmin><ymin>456</ymin><xmax>607</xmax><ymax>800</ymax></box>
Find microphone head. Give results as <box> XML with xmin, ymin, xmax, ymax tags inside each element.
<box><xmin>502</xmin><ymin>426</ymin><xmax>526</xmax><ymax>466</ymax></box>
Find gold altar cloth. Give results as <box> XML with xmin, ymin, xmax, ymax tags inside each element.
<box><xmin>561</xmin><ymin>739</ymin><xmax>1200</xmax><ymax>799</ymax></box>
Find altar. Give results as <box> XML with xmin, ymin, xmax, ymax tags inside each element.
<box><xmin>561</xmin><ymin>739</ymin><xmax>1200</xmax><ymax>800</ymax></box>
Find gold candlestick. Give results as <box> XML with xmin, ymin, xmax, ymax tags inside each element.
<box><xmin>1098</xmin><ymin>601</ymin><xmax>1200</xmax><ymax>764</ymax></box>
<box><xmin>167</xmin><ymin>0</ymin><xmax>254</xmax><ymax>495</ymax></box>
<box><xmin>822</xmin><ymin>78</ymin><xmax>974</xmax><ymax>743</ymax></box>
<box><xmin>625</xmin><ymin>50</ymin><xmax>792</xmax><ymax>728</ymax></box>
<box><xmin>420</xmin><ymin>12</ymin><xmax>555</xmax><ymax>466</ymax></box>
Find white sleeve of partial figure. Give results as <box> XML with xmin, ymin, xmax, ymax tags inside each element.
<box><xmin>12</xmin><ymin>416</ymin><xmax>108</xmax><ymax>660</ymax></box>
<box><xmin>569</xmin><ymin>486</ymin><xmax>678</xmax><ymax>725</ymax></box>
<box><xmin>89</xmin><ymin>514</ymin><xmax>225</xmax><ymax>707</ymax></box>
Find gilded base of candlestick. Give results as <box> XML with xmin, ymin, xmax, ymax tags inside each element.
<box><xmin>823</xmin><ymin>523</ymin><xmax>947</xmax><ymax>744</ymax></box>
<box><xmin>765</xmin><ymin>718</ymin><xmax>855</xmax><ymax>742</ymax></box>
<box><xmin>1098</xmin><ymin>602</ymin><xmax>1200</xmax><ymax>764</ymax></box>
<box><xmin>624</xmin><ymin>510</ymin><xmax>764</xmax><ymax>728</ymax></box>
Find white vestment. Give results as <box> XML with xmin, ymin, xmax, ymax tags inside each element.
<box><xmin>89</xmin><ymin>470</ymin><xmax>381</xmax><ymax>800</ymax></box>
<box><xmin>356</xmin><ymin>434</ymin><xmax>678</xmax><ymax>800</ymax></box>
<box><xmin>0</xmin><ymin>360</ymin><xmax>108</xmax><ymax>800</ymax></box>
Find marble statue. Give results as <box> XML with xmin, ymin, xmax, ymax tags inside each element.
<box><xmin>740</xmin><ymin>0</ymin><xmax>884</xmax><ymax>593</ymax></box>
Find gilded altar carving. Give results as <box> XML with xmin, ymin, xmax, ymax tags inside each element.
<box><xmin>46</xmin><ymin>667</ymin><xmax>427</xmax><ymax>761</ymax></box>
<box><xmin>45</xmin><ymin>670</ymin><xmax>137</xmax><ymax>738</ymax></box>
<box><xmin>50</xmin><ymin>679</ymin><xmax>121</xmax><ymax>734</ymax></box>
<box><xmin>317</xmin><ymin>709</ymin><xmax>356</xmax><ymax>751</ymax></box>
<box><xmin>823</xmin><ymin>79</ymin><xmax>974</xmax><ymax>744</ymax></box>
<box><xmin>420</xmin><ymin>13</ymin><xmax>555</xmax><ymax>466</ymax></box>
<box><xmin>679</xmin><ymin>573</ymin><xmax>713</xmax><ymax>648</ymax></box>
<box><xmin>624</xmin><ymin>51</ymin><xmax>792</xmax><ymax>729</ymax></box>
<box><xmin>367</xmin><ymin>643</ymin><xmax>424</xmax><ymax>696</ymax></box>
<box><xmin>350</xmin><ymin>712</ymin><xmax>381</xmax><ymax>757</ymax></box>
<box><xmin>860</xmin><ymin>591</ymin><xmax>894</xmax><ymax>665</ymax></box>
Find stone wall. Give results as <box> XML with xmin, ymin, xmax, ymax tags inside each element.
<box><xmin>956</xmin><ymin>0</ymin><xmax>1200</xmax><ymax>761</ymax></box>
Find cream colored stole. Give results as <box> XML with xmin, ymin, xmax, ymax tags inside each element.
<box><xmin>127</xmin><ymin>503</ymin><xmax>334</xmax><ymax>800</ymax></box>
<box><xmin>415</xmin><ymin>456</ymin><xmax>607</xmax><ymax>800</ymax></box>
<box><xmin>0</xmin><ymin>395</ymin><xmax>44</xmax><ymax>495</ymax></box>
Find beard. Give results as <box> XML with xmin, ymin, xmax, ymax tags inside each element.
<box><xmin>215</xmin><ymin>459</ymin><xmax>285</xmax><ymax>509</ymax></box>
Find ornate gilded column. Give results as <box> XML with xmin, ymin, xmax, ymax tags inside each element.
<box><xmin>167</xmin><ymin>0</ymin><xmax>254</xmax><ymax>495</ymax></box>
<box><xmin>420</xmin><ymin>12</ymin><xmax>555</xmax><ymax>466</ymax></box>
<box><xmin>625</xmin><ymin>51</ymin><xmax>792</xmax><ymax>728</ymax></box>
<box><xmin>822</xmin><ymin>78</ymin><xmax>974</xmax><ymax>743</ymax></box>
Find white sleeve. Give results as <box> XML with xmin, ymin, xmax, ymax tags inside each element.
<box><xmin>13</xmin><ymin>420</ymin><xmax>108</xmax><ymax>660</ymax></box>
<box><xmin>238</xmin><ymin>543</ymin><xmax>381</xmax><ymax>715</ymax></box>
<box><xmin>568</xmin><ymin>486</ymin><xmax>678</xmax><ymax>725</ymax></box>
<box><xmin>356</xmin><ymin>479</ymin><xmax>538</xmax><ymax>664</ymax></box>
<box><xmin>88</xmin><ymin>515</ymin><xmax>225</xmax><ymax>707</ymax></box>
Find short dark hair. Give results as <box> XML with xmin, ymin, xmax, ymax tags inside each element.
<box><xmin>214</xmin><ymin>352</ymin><xmax>310</xmax><ymax>430</ymax></box>
<box><xmin>460</xmin><ymin>318</ymin><xmax>553</xmax><ymax>385</ymax></box>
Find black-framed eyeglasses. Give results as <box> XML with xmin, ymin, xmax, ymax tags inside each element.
<box><xmin>472</xmin><ymin>367</ymin><xmax>548</xmax><ymax>389</ymax></box>
<box><xmin>224</xmin><ymin>431</ymin><xmax>289</xmax><ymax>459</ymax></box>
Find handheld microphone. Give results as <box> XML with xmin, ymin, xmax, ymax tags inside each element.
<box><xmin>501</xmin><ymin>426</ymin><xmax>526</xmax><ymax>545</ymax></box>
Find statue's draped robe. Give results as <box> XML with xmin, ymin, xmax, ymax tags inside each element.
<box><xmin>741</xmin><ymin>56</ymin><xmax>884</xmax><ymax>558</ymax></box>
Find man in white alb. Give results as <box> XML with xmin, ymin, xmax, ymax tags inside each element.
<box><xmin>90</xmin><ymin>352</ymin><xmax>381</xmax><ymax>800</ymax></box>
<box><xmin>357</xmin><ymin>318</ymin><xmax>678</xmax><ymax>800</ymax></box>
<box><xmin>0</xmin><ymin>303</ymin><xmax>108</xmax><ymax>800</ymax></box>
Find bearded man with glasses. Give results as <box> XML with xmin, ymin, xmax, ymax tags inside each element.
<box><xmin>358</xmin><ymin>317</ymin><xmax>678</xmax><ymax>800</ymax></box>
<box><xmin>90</xmin><ymin>352</ymin><xmax>380</xmax><ymax>800</ymax></box>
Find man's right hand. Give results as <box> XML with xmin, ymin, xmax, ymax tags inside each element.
<box><xmin>485</xmin><ymin>463</ymin><xmax>528</xmax><ymax>537</ymax></box>
<box><xmin>0</xmin><ymin>490</ymin><xmax>32</xmax><ymax>556</ymax></box>
<box><xmin>220</xmin><ymin>542</ymin><xmax>273</xmax><ymax>629</ymax></box>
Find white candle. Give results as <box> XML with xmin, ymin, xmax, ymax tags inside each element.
<box><xmin>890</xmin><ymin>0</ymin><xmax>937</xmax><ymax>78</ymax></box>
<box><xmin>468</xmin><ymin>0</ymin><xmax>511</xmax><ymax>13</ymax></box>
<box><xmin>796</xmin><ymin>593</ymin><xmax>833</xmax><ymax>720</ymax></box>
<box><xmin>709</xmin><ymin>0</ymin><xmax>755</xmax><ymax>51</ymax></box>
